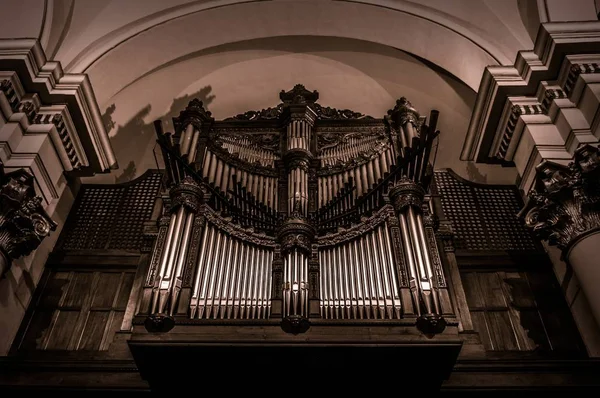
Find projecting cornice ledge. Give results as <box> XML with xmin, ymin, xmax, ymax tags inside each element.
<box><xmin>0</xmin><ymin>38</ymin><xmax>117</xmax><ymax>174</ymax></box>
<box><xmin>461</xmin><ymin>21</ymin><xmax>600</xmax><ymax>163</ymax></box>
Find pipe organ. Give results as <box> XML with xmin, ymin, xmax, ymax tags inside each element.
<box><xmin>140</xmin><ymin>85</ymin><xmax>450</xmax><ymax>335</ymax></box>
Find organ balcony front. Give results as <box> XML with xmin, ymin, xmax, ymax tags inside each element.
<box><xmin>129</xmin><ymin>85</ymin><xmax>462</xmax><ymax>391</ymax></box>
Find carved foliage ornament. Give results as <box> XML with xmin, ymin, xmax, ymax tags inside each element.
<box><xmin>224</xmin><ymin>84</ymin><xmax>373</xmax><ymax>122</ymax></box>
<box><xmin>169</xmin><ymin>176</ymin><xmax>206</xmax><ymax>213</ymax></box>
<box><xmin>317</xmin><ymin>205</ymin><xmax>391</xmax><ymax>246</ymax></box>
<box><xmin>202</xmin><ymin>205</ymin><xmax>276</xmax><ymax>247</ymax></box>
<box><xmin>520</xmin><ymin>144</ymin><xmax>600</xmax><ymax>252</ymax></box>
<box><xmin>173</xmin><ymin>99</ymin><xmax>213</xmax><ymax>132</ymax></box>
<box><xmin>389</xmin><ymin>178</ymin><xmax>425</xmax><ymax>212</ymax></box>
<box><xmin>0</xmin><ymin>164</ymin><xmax>57</xmax><ymax>276</ymax></box>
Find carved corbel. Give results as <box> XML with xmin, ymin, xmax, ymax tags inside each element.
<box><xmin>0</xmin><ymin>163</ymin><xmax>57</xmax><ymax>277</ymax></box>
<box><xmin>519</xmin><ymin>144</ymin><xmax>600</xmax><ymax>253</ymax></box>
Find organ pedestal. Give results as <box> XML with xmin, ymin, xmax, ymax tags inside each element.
<box><xmin>141</xmin><ymin>84</ymin><xmax>450</xmax><ymax>335</ymax></box>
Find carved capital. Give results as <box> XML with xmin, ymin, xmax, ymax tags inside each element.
<box><xmin>388</xmin><ymin>178</ymin><xmax>425</xmax><ymax>212</ymax></box>
<box><xmin>520</xmin><ymin>144</ymin><xmax>600</xmax><ymax>252</ymax></box>
<box><xmin>0</xmin><ymin>164</ymin><xmax>57</xmax><ymax>277</ymax></box>
<box><xmin>169</xmin><ymin>176</ymin><xmax>206</xmax><ymax>213</ymax></box>
<box><xmin>277</xmin><ymin>216</ymin><xmax>315</xmax><ymax>255</ymax></box>
<box><xmin>283</xmin><ymin>148</ymin><xmax>312</xmax><ymax>172</ymax></box>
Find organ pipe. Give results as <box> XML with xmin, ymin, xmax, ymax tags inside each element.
<box><xmin>190</xmin><ymin>222</ymin><xmax>273</xmax><ymax>319</ymax></box>
<box><xmin>389</xmin><ymin>178</ymin><xmax>446</xmax><ymax>334</ymax></box>
<box><xmin>147</xmin><ymin>177</ymin><xmax>205</xmax><ymax>327</ymax></box>
<box><xmin>318</xmin><ymin>223</ymin><xmax>401</xmax><ymax>319</ymax></box>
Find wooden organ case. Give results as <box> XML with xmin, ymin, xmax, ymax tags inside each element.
<box><xmin>130</xmin><ymin>85</ymin><xmax>463</xmax><ymax>391</ymax></box>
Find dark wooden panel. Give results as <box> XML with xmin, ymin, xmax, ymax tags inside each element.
<box><xmin>20</xmin><ymin>310</ymin><xmax>54</xmax><ymax>350</ymax></box>
<box><xmin>479</xmin><ymin>273</ymin><xmax>507</xmax><ymax>308</ymax></box>
<box><xmin>486</xmin><ymin>311</ymin><xmax>519</xmax><ymax>351</ymax></box>
<box><xmin>470</xmin><ymin>311</ymin><xmax>492</xmax><ymax>350</ymax></box>
<box><xmin>461</xmin><ymin>272</ymin><xmax>484</xmax><ymax>308</ymax></box>
<box><xmin>78</xmin><ymin>311</ymin><xmax>110</xmax><ymax>350</ymax></box>
<box><xmin>91</xmin><ymin>273</ymin><xmax>121</xmax><ymax>309</ymax></box>
<box><xmin>62</xmin><ymin>272</ymin><xmax>94</xmax><ymax>308</ymax></box>
<box><xmin>18</xmin><ymin>268</ymin><xmax>137</xmax><ymax>352</ymax></box>
<box><xmin>45</xmin><ymin>310</ymin><xmax>80</xmax><ymax>350</ymax></box>
<box><xmin>501</xmin><ymin>272</ymin><xmax>536</xmax><ymax>308</ymax></box>
<box><xmin>103</xmin><ymin>311</ymin><xmax>125</xmax><ymax>350</ymax></box>
<box><xmin>38</xmin><ymin>272</ymin><xmax>71</xmax><ymax>309</ymax></box>
<box><xmin>116</xmin><ymin>273</ymin><xmax>135</xmax><ymax>310</ymax></box>
<box><xmin>516</xmin><ymin>309</ymin><xmax>550</xmax><ymax>351</ymax></box>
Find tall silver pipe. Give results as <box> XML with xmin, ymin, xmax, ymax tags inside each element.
<box><xmin>162</xmin><ymin>206</ymin><xmax>186</xmax><ymax>295</ymax></box>
<box><xmin>205</xmin><ymin>231</ymin><xmax>223</xmax><ymax>318</ymax></box>
<box><xmin>266</xmin><ymin>251</ymin><xmax>273</xmax><ymax>318</ymax></box>
<box><xmin>397</xmin><ymin>212</ymin><xmax>422</xmax><ymax>316</ymax></box>
<box><xmin>196</xmin><ymin>225</ymin><xmax>216</xmax><ymax>319</ymax></box>
<box><xmin>155</xmin><ymin>212</ymin><xmax>178</xmax><ymax>287</ymax></box>
<box><xmin>382</xmin><ymin>223</ymin><xmax>402</xmax><ymax>318</ymax></box>
<box><xmin>169</xmin><ymin>211</ymin><xmax>195</xmax><ymax>315</ymax></box>
<box><xmin>191</xmin><ymin>223</ymin><xmax>211</xmax><ymax>318</ymax></box>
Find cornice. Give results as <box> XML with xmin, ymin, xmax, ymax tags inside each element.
<box><xmin>462</xmin><ymin>21</ymin><xmax>600</xmax><ymax>163</ymax></box>
<box><xmin>0</xmin><ymin>38</ymin><xmax>117</xmax><ymax>174</ymax></box>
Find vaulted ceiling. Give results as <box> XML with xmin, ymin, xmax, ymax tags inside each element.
<box><xmin>12</xmin><ymin>0</ymin><xmax>597</xmax><ymax>184</ymax></box>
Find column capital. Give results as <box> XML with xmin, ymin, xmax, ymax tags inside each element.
<box><xmin>0</xmin><ymin>163</ymin><xmax>57</xmax><ymax>277</ymax></box>
<box><xmin>169</xmin><ymin>176</ymin><xmax>207</xmax><ymax>213</ymax></box>
<box><xmin>520</xmin><ymin>144</ymin><xmax>600</xmax><ymax>252</ymax></box>
<box><xmin>388</xmin><ymin>177</ymin><xmax>425</xmax><ymax>212</ymax></box>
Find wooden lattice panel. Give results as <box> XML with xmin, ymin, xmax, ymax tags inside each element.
<box><xmin>434</xmin><ymin>170</ymin><xmax>537</xmax><ymax>251</ymax></box>
<box><xmin>60</xmin><ymin>171</ymin><xmax>162</xmax><ymax>251</ymax></box>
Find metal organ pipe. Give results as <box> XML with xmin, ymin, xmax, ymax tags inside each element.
<box><xmin>190</xmin><ymin>222</ymin><xmax>273</xmax><ymax>319</ymax></box>
<box><xmin>318</xmin><ymin>145</ymin><xmax>393</xmax><ymax>206</ymax></box>
<box><xmin>282</xmin><ymin>248</ymin><xmax>309</xmax><ymax>318</ymax></box>
<box><xmin>318</xmin><ymin>224</ymin><xmax>401</xmax><ymax>319</ymax></box>
<box><xmin>201</xmin><ymin>149</ymin><xmax>278</xmax><ymax>208</ymax></box>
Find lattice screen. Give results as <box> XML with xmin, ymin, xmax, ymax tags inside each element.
<box><xmin>434</xmin><ymin>170</ymin><xmax>537</xmax><ymax>251</ymax></box>
<box><xmin>59</xmin><ymin>171</ymin><xmax>163</xmax><ymax>251</ymax></box>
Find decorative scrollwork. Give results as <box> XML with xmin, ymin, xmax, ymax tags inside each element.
<box><xmin>278</xmin><ymin>213</ymin><xmax>316</xmax><ymax>255</ymax></box>
<box><xmin>312</xmin><ymin>103</ymin><xmax>373</xmax><ymax>120</ymax></box>
<box><xmin>426</xmin><ymin>227</ymin><xmax>446</xmax><ymax>287</ymax></box>
<box><xmin>389</xmin><ymin>178</ymin><xmax>425</xmax><ymax>211</ymax></box>
<box><xmin>317</xmin><ymin>205</ymin><xmax>391</xmax><ymax>246</ymax></box>
<box><xmin>280</xmin><ymin>84</ymin><xmax>319</xmax><ymax>105</ymax></box>
<box><xmin>519</xmin><ymin>144</ymin><xmax>600</xmax><ymax>253</ymax></box>
<box><xmin>169</xmin><ymin>176</ymin><xmax>206</xmax><ymax>213</ymax></box>
<box><xmin>203</xmin><ymin>205</ymin><xmax>276</xmax><ymax>247</ymax></box>
<box><xmin>224</xmin><ymin>103</ymin><xmax>284</xmax><ymax>121</ymax></box>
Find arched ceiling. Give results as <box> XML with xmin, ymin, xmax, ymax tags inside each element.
<box><xmin>47</xmin><ymin>0</ymin><xmax>535</xmax><ymax>92</ymax></box>
<box><xmin>38</xmin><ymin>0</ymin><xmax>545</xmax><ymax>185</ymax></box>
